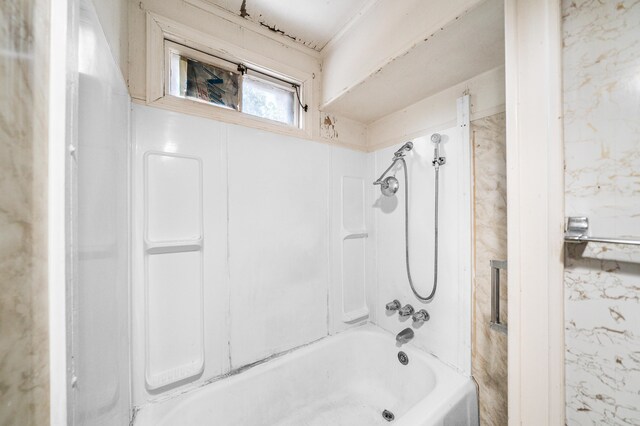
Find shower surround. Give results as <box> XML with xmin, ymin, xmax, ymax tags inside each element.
<box><xmin>129</xmin><ymin>99</ymin><xmax>474</xmax><ymax>423</ymax></box>
<box><xmin>563</xmin><ymin>0</ymin><xmax>640</xmax><ymax>424</ymax></box>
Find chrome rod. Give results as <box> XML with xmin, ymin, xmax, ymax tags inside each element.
<box><xmin>373</xmin><ymin>157</ymin><xmax>401</xmax><ymax>185</ymax></box>
<box><xmin>564</xmin><ymin>235</ymin><xmax>640</xmax><ymax>246</ymax></box>
<box><xmin>564</xmin><ymin>217</ymin><xmax>640</xmax><ymax>246</ymax></box>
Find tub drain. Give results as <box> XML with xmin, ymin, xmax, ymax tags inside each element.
<box><xmin>382</xmin><ymin>409</ymin><xmax>395</xmax><ymax>422</ymax></box>
<box><xmin>398</xmin><ymin>351</ymin><xmax>409</xmax><ymax>365</ymax></box>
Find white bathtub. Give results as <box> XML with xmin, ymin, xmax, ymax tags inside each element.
<box><xmin>135</xmin><ymin>325</ymin><xmax>478</xmax><ymax>426</ymax></box>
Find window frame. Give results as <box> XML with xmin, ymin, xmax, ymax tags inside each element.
<box><xmin>165</xmin><ymin>41</ymin><xmax>302</xmax><ymax>128</ymax></box>
<box><xmin>148</xmin><ymin>13</ymin><xmax>313</xmax><ymax>139</ymax></box>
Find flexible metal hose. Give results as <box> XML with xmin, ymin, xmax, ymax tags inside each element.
<box><xmin>399</xmin><ymin>157</ymin><xmax>439</xmax><ymax>302</ymax></box>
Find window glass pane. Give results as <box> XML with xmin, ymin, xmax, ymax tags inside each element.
<box><xmin>242</xmin><ymin>75</ymin><xmax>296</xmax><ymax>126</ymax></box>
<box><xmin>170</xmin><ymin>54</ymin><xmax>240</xmax><ymax>110</ymax></box>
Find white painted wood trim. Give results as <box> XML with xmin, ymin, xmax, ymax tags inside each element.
<box><xmin>457</xmin><ymin>95</ymin><xmax>473</xmax><ymax>375</ymax></box>
<box><xmin>183</xmin><ymin>0</ymin><xmax>321</xmax><ymax>58</ymax></box>
<box><xmin>145</xmin><ymin>12</ymin><xmax>316</xmax><ymax>140</ymax></box>
<box><xmin>505</xmin><ymin>0</ymin><xmax>565</xmax><ymax>424</ymax></box>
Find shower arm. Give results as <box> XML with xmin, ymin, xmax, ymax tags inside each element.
<box><xmin>373</xmin><ymin>158</ymin><xmax>401</xmax><ymax>185</ymax></box>
<box><xmin>374</xmin><ymin>142</ymin><xmax>413</xmax><ymax>185</ymax></box>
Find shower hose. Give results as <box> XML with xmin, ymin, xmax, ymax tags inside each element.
<box><xmin>399</xmin><ymin>157</ymin><xmax>440</xmax><ymax>302</ymax></box>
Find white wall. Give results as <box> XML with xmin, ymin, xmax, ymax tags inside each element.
<box><xmin>371</xmin><ymin>98</ymin><xmax>472</xmax><ymax>374</ymax></box>
<box><xmin>367</xmin><ymin>66</ymin><xmax>504</xmax><ymax>151</ymax></box>
<box><xmin>131</xmin><ymin>104</ymin><xmax>372</xmax><ymax>408</ymax></box>
<box><xmin>91</xmin><ymin>0</ymin><xmax>128</xmax><ymax>80</ymax></box>
<box><xmin>72</xmin><ymin>1</ymin><xmax>131</xmax><ymax>424</ymax></box>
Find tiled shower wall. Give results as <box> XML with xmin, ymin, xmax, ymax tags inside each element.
<box><xmin>563</xmin><ymin>0</ymin><xmax>640</xmax><ymax>424</ymax></box>
<box><xmin>0</xmin><ymin>1</ymin><xmax>50</xmax><ymax>424</ymax></box>
<box><xmin>471</xmin><ymin>112</ymin><xmax>507</xmax><ymax>426</ymax></box>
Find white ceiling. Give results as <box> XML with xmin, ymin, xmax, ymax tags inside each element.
<box><xmin>322</xmin><ymin>0</ymin><xmax>505</xmax><ymax>123</ymax></box>
<box><xmin>203</xmin><ymin>0</ymin><xmax>374</xmax><ymax>51</ymax></box>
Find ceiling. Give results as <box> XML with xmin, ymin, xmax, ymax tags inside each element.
<box><xmin>202</xmin><ymin>0</ymin><xmax>374</xmax><ymax>51</ymax></box>
<box><xmin>322</xmin><ymin>0</ymin><xmax>505</xmax><ymax>123</ymax></box>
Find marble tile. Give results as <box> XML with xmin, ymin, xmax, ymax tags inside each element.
<box><xmin>563</xmin><ymin>0</ymin><xmax>640</xmax><ymax>424</ymax></box>
<box><xmin>0</xmin><ymin>0</ymin><xmax>49</xmax><ymax>425</ymax></box>
<box><xmin>471</xmin><ymin>112</ymin><xmax>508</xmax><ymax>426</ymax></box>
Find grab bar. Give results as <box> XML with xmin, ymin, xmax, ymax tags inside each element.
<box><xmin>490</xmin><ymin>260</ymin><xmax>507</xmax><ymax>335</ymax></box>
<box><xmin>564</xmin><ymin>217</ymin><xmax>640</xmax><ymax>246</ymax></box>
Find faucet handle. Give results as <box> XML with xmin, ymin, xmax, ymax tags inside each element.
<box><xmin>398</xmin><ymin>304</ymin><xmax>414</xmax><ymax>317</ymax></box>
<box><xmin>385</xmin><ymin>300</ymin><xmax>401</xmax><ymax>311</ymax></box>
<box><xmin>412</xmin><ymin>309</ymin><xmax>430</xmax><ymax>323</ymax></box>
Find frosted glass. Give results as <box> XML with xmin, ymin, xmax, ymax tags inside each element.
<box><xmin>242</xmin><ymin>75</ymin><xmax>296</xmax><ymax>126</ymax></box>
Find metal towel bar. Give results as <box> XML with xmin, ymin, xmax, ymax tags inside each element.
<box><xmin>564</xmin><ymin>217</ymin><xmax>640</xmax><ymax>246</ymax></box>
<box><xmin>490</xmin><ymin>260</ymin><xmax>507</xmax><ymax>335</ymax></box>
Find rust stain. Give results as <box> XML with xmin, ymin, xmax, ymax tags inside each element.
<box><xmin>323</xmin><ymin>116</ymin><xmax>333</xmax><ymax>126</ymax></box>
<box><xmin>240</xmin><ymin>0</ymin><xmax>250</xmax><ymax>18</ymax></box>
<box><xmin>617</xmin><ymin>2</ymin><xmax>625</xmax><ymax>10</ymax></box>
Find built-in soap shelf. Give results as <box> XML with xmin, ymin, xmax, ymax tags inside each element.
<box><xmin>342</xmin><ymin>230</ymin><xmax>368</xmax><ymax>240</ymax></box>
<box><xmin>145</xmin><ymin>239</ymin><xmax>203</xmax><ymax>254</ymax></box>
<box><xmin>143</xmin><ymin>151</ymin><xmax>205</xmax><ymax>391</ymax></box>
<box><xmin>342</xmin><ymin>307</ymin><xmax>369</xmax><ymax>323</ymax></box>
<box><xmin>341</xmin><ymin>228</ymin><xmax>369</xmax><ymax>323</ymax></box>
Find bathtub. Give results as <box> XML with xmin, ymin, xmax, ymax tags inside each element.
<box><xmin>134</xmin><ymin>325</ymin><xmax>478</xmax><ymax>426</ymax></box>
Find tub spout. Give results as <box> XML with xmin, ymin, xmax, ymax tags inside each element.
<box><xmin>396</xmin><ymin>328</ymin><xmax>414</xmax><ymax>344</ymax></box>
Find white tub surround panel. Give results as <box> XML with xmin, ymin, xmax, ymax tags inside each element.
<box><xmin>373</xmin><ymin>97</ymin><xmax>472</xmax><ymax>375</ymax></box>
<box><xmin>329</xmin><ymin>147</ymin><xmax>376</xmax><ymax>334</ymax></box>
<box><xmin>134</xmin><ymin>325</ymin><xmax>479</xmax><ymax>426</ymax></box>
<box><xmin>227</xmin><ymin>125</ymin><xmax>329</xmax><ymax>367</ymax></box>
<box><xmin>563</xmin><ymin>0</ymin><xmax>640</xmax><ymax>424</ymax></box>
<box><xmin>132</xmin><ymin>104</ymin><xmax>373</xmax><ymax>408</ymax></box>
<box><xmin>71</xmin><ymin>1</ymin><xmax>132</xmax><ymax>424</ymax></box>
<box><xmin>132</xmin><ymin>105</ymin><xmax>230</xmax><ymax>404</ymax></box>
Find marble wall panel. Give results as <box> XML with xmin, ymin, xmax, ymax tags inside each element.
<box><xmin>471</xmin><ymin>112</ymin><xmax>508</xmax><ymax>426</ymax></box>
<box><xmin>563</xmin><ymin>0</ymin><xmax>640</xmax><ymax>424</ymax></box>
<box><xmin>0</xmin><ymin>0</ymin><xmax>50</xmax><ymax>425</ymax></box>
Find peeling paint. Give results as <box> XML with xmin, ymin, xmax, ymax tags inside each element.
<box><xmin>259</xmin><ymin>21</ymin><xmax>299</xmax><ymax>43</ymax></box>
<box><xmin>320</xmin><ymin>114</ymin><xmax>339</xmax><ymax>140</ymax></box>
<box><xmin>239</xmin><ymin>0</ymin><xmax>250</xmax><ymax>18</ymax></box>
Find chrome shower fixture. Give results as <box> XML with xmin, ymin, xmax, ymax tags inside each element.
<box><xmin>372</xmin><ymin>134</ymin><xmax>446</xmax><ymax>302</ymax></box>
<box><xmin>431</xmin><ymin>134</ymin><xmax>445</xmax><ymax>167</ymax></box>
<box><xmin>394</xmin><ymin>141</ymin><xmax>414</xmax><ymax>157</ymax></box>
<box><xmin>373</xmin><ymin>141</ymin><xmax>413</xmax><ymax>197</ymax></box>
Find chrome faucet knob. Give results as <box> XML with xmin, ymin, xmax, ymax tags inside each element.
<box><xmin>398</xmin><ymin>304</ymin><xmax>414</xmax><ymax>317</ymax></box>
<box><xmin>412</xmin><ymin>309</ymin><xmax>430</xmax><ymax>323</ymax></box>
<box><xmin>385</xmin><ymin>300</ymin><xmax>401</xmax><ymax>311</ymax></box>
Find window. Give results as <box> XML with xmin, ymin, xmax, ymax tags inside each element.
<box><xmin>167</xmin><ymin>42</ymin><xmax>303</xmax><ymax>128</ymax></box>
